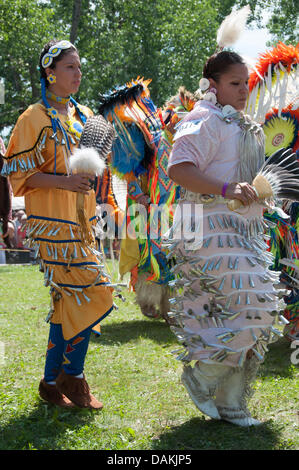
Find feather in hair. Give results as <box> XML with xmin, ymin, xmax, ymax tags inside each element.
<box><xmin>216</xmin><ymin>5</ymin><xmax>251</xmax><ymax>49</ymax></box>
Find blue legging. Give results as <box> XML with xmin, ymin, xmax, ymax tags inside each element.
<box><xmin>44</xmin><ymin>323</ymin><xmax>92</xmax><ymax>383</ymax></box>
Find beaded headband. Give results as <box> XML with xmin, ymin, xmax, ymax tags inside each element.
<box><xmin>41</xmin><ymin>40</ymin><xmax>73</xmax><ymax>68</ymax></box>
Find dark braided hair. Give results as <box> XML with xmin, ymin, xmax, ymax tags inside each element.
<box><xmin>39</xmin><ymin>40</ymin><xmax>77</xmax><ymax>87</ymax></box>
<box><xmin>203</xmin><ymin>51</ymin><xmax>245</xmax><ymax>83</ymax></box>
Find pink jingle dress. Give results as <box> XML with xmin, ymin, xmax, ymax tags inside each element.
<box><xmin>166</xmin><ymin>100</ymin><xmax>283</xmax><ymax>369</ymax></box>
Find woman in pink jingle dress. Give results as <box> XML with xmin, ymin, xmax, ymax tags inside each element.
<box><xmin>166</xmin><ymin>51</ymin><xmax>283</xmax><ymax>427</ymax></box>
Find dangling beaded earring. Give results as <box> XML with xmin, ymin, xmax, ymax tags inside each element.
<box><xmin>204</xmin><ymin>87</ymin><xmax>217</xmax><ymax>105</ymax></box>
<box><xmin>199</xmin><ymin>78</ymin><xmax>217</xmax><ymax>105</ymax></box>
<box><xmin>47</xmin><ymin>74</ymin><xmax>56</xmax><ymax>84</ymax></box>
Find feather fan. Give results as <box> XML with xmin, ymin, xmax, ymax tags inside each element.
<box><xmin>69</xmin><ymin>115</ymin><xmax>115</xmax><ymax>245</ymax></box>
<box><xmin>69</xmin><ymin>147</ymin><xmax>106</xmax><ymax>176</ymax></box>
<box><xmin>228</xmin><ymin>147</ymin><xmax>299</xmax><ymax>211</ymax></box>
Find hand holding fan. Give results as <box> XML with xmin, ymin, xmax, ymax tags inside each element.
<box><xmin>227</xmin><ymin>147</ymin><xmax>299</xmax><ymax>211</ymax></box>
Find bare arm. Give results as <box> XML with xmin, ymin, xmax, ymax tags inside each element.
<box><xmin>168</xmin><ymin>162</ymin><xmax>258</xmax><ymax>205</ymax></box>
<box><xmin>26</xmin><ymin>172</ymin><xmax>92</xmax><ymax>195</ymax></box>
<box><xmin>168</xmin><ymin>162</ymin><xmax>223</xmax><ymax>194</ymax></box>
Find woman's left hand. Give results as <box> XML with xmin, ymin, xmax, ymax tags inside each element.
<box><xmin>225</xmin><ymin>182</ymin><xmax>258</xmax><ymax>206</ymax></box>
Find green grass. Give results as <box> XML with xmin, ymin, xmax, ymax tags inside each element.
<box><xmin>0</xmin><ymin>264</ymin><xmax>298</xmax><ymax>450</ymax></box>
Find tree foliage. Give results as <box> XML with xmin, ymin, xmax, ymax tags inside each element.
<box><xmin>264</xmin><ymin>0</ymin><xmax>298</xmax><ymax>44</ymax></box>
<box><xmin>0</xmin><ymin>0</ymin><xmax>236</xmax><ymax>136</ymax></box>
<box><xmin>0</xmin><ymin>0</ymin><xmax>297</xmax><ymax>141</ymax></box>
<box><xmin>0</xmin><ymin>0</ymin><xmax>66</xmax><ymax>130</ymax></box>
<box><xmin>238</xmin><ymin>0</ymin><xmax>299</xmax><ymax>44</ymax></box>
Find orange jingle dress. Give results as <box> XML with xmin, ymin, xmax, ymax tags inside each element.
<box><xmin>3</xmin><ymin>101</ymin><xmax>114</xmax><ymax>340</ymax></box>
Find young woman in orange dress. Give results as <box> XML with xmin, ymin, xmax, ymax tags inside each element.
<box><xmin>3</xmin><ymin>40</ymin><xmax>114</xmax><ymax>409</ymax></box>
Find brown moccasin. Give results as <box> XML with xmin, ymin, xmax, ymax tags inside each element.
<box><xmin>56</xmin><ymin>370</ymin><xmax>103</xmax><ymax>410</ymax></box>
<box><xmin>39</xmin><ymin>378</ymin><xmax>75</xmax><ymax>408</ymax></box>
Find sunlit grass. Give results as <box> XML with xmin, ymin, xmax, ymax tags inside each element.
<box><xmin>0</xmin><ymin>264</ymin><xmax>298</xmax><ymax>450</ymax></box>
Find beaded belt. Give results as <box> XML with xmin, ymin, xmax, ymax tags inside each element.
<box><xmin>179</xmin><ymin>188</ymin><xmax>228</xmax><ymax>205</ymax></box>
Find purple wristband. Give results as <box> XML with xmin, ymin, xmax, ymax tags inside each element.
<box><xmin>221</xmin><ymin>182</ymin><xmax>229</xmax><ymax>198</ymax></box>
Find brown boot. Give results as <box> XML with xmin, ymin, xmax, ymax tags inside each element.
<box><xmin>56</xmin><ymin>370</ymin><xmax>103</xmax><ymax>410</ymax></box>
<box><xmin>39</xmin><ymin>378</ymin><xmax>75</xmax><ymax>408</ymax></box>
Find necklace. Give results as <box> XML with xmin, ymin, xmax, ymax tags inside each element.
<box><xmin>46</xmin><ymin>90</ymin><xmax>70</xmax><ymax>105</ymax></box>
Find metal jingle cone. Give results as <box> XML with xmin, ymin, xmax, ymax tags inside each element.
<box><xmin>215</xmin><ymin>257</ymin><xmax>223</xmax><ymax>270</ymax></box>
<box><xmin>250</xmin><ymin>328</ymin><xmax>257</xmax><ymax>342</ymax></box>
<box><xmin>248</xmin><ymin>274</ymin><xmax>255</xmax><ymax>288</ymax></box>
<box><xmin>222</xmin><ymin>214</ymin><xmax>230</xmax><ymax>228</ymax></box>
<box><xmin>228</xmin><ymin>311</ymin><xmax>241</xmax><ymax>320</ymax></box>
<box><xmin>238</xmin><ymin>350</ymin><xmax>246</xmax><ymax>367</ymax></box>
<box><xmin>226</xmin><ymin>235</ymin><xmax>233</xmax><ymax>248</ymax></box>
<box><xmin>218</xmin><ymin>236</ymin><xmax>224</xmax><ymax>248</ymax></box>
<box><xmin>216</xmin><ymin>215</ymin><xmax>225</xmax><ymax>229</ymax></box>
<box><xmin>203</xmin><ymin>237</ymin><xmax>213</xmax><ymax>248</ymax></box>
<box><xmin>208</xmin><ymin>215</ymin><xmax>216</xmax><ymax>230</ymax></box>
<box><xmin>234</xmin><ymin>235</ymin><xmax>243</xmax><ymax>248</ymax></box>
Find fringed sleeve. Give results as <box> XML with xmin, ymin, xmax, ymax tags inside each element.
<box><xmin>3</xmin><ymin>104</ymin><xmax>51</xmax><ymax>196</ymax></box>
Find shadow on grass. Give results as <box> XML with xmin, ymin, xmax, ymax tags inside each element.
<box><xmin>258</xmin><ymin>337</ymin><xmax>296</xmax><ymax>379</ymax></box>
<box><xmin>94</xmin><ymin>320</ymin><xmax>296</xmax><ymax>378</ymax></box>
<box><xmin>91</xmin><ymin>319</ymin><xmax>177</xmax><ymax>346</ymax></box>
<box><xmin>0</xmin><ymin>400</ymin><xmax>99</xmax><ymax>450</ymax></box>
<box><xmin>150</xmin><ymin>416</ymin><xmax>283</xmax><ymax>450</ymax></box>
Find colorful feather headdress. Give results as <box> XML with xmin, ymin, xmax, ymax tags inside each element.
<box><xmin>162</xmin><ymin>87</ymin><xmax>196</xmax><ymax>142</ymax></box>
<box><xmin>246</xmin><ymin>42</ymin><xmax>299</xmax><ymax>123</ymax></box>
<box><xmin>98</xmin><ymin>78</ymin><xmax>162</xmax><ymax>182</ymax></box>
<box><xmin>98</xmin><ymin>78</ymin><xmax>183</xmax><ymax>284</ymax></box>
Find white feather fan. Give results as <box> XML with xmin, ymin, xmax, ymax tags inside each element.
<box><xmin>69</xmin><ymin>146</ymin><xmax>106</xmax><ymax>176</ymax></box>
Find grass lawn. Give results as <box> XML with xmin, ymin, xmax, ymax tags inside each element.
<box><xmin>0</xmin><ymin>263</ymin><xmax>298</xmax><ymax>451</ymax></box>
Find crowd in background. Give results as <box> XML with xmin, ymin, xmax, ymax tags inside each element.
<box><xmin>0</xmin><ymin>208</ymin><xmax>29</xmax><ymax>263</ymax></box>
<box><xmin>1</xmin><ymin>209</ymin><xmax>28</xmax><ymax>250</ymax></box>
<box><xmin>0</xmin><ymin>135</ymin><xmax>29</xmax><ymax>262</ymax></box>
